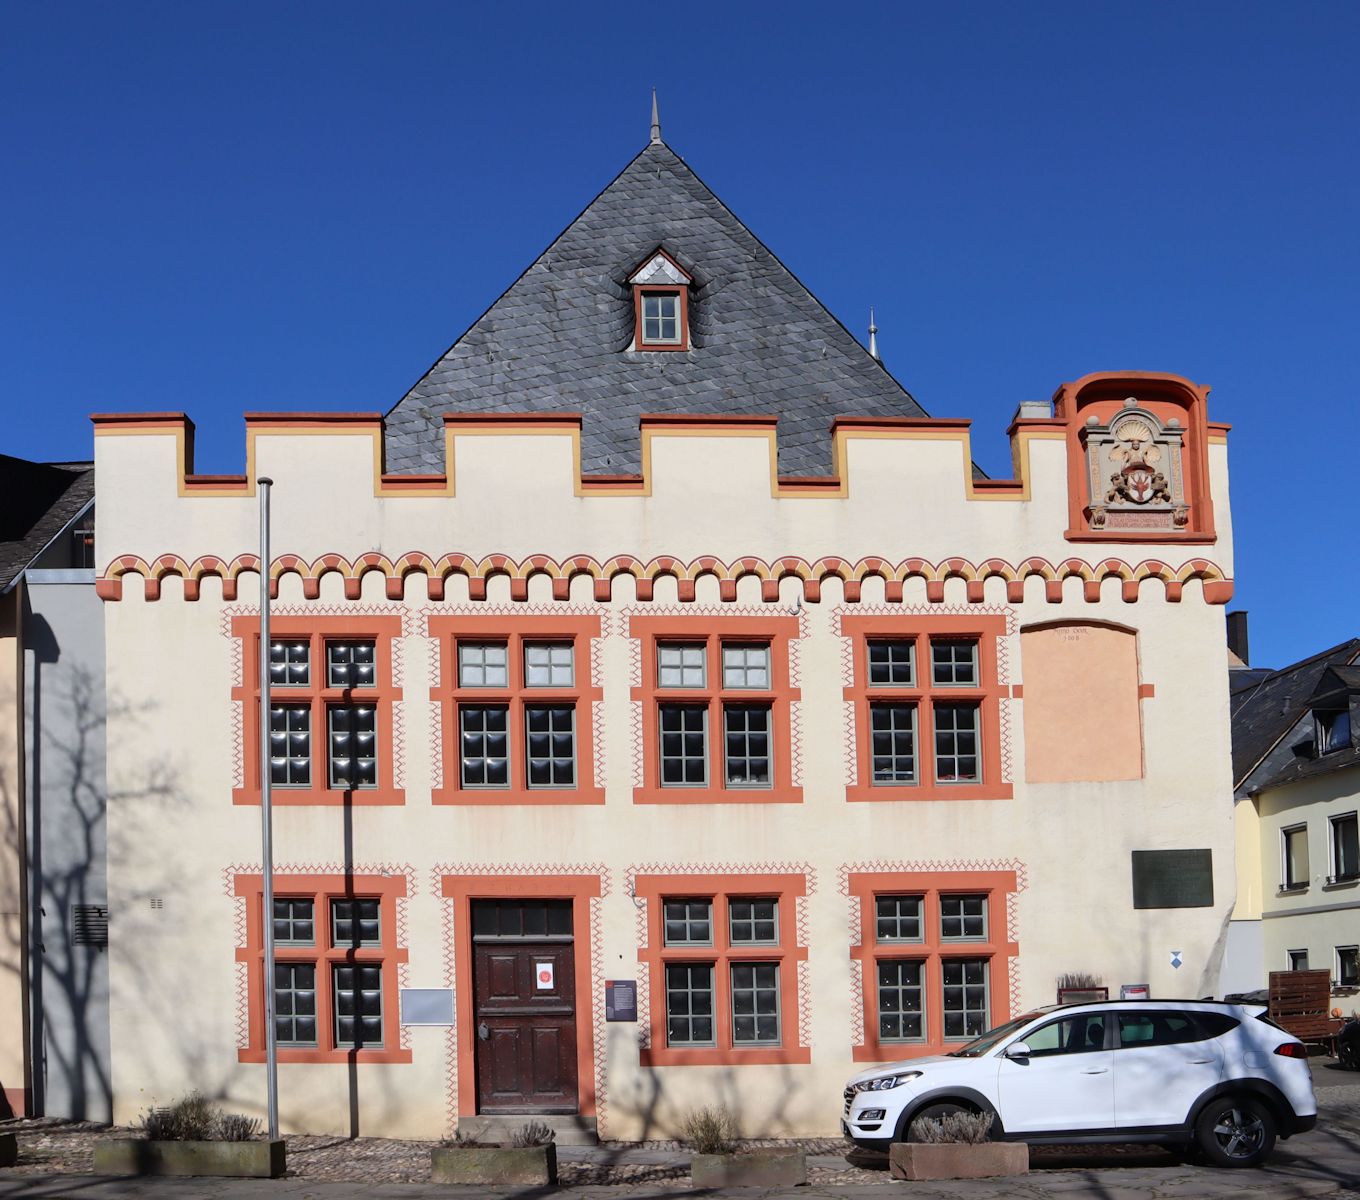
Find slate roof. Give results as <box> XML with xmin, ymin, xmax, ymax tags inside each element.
<box><xmin>384</xmin><ymin>138</ymin><xmax>927</xmax><ymax>477</ymax></box>
<box><xmin>0</xmin><ymin>455</ymin><xmax>94</xmax><ymax>592</ymax></box>
<box><xmin>1230</xmin><ymin>638</ymin><xmax>1360</xmax><ymax>794</ymax></box>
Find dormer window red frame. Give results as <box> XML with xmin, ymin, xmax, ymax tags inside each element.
<box><xmin>629</xmin><ymin>248</ymin><xmax>692</xmax><ymax>352</ymax></box>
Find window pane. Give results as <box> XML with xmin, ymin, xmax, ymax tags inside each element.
<box><xmin>722</xmin><ymin>643</ymin><xmax>770</xmax><ymax>689</ymax></box>
<box><xmin>1288</xmin><ymin>949</ymin><xmax>1309</xmax><ymax>971</ymax></box>
<box><xmin>877</xmin><ymin>960</ymin><xmax>924</xmax><ymax>1041</ymax></box>
<box><xmin>458</xmin><ymin>642</ymin><xmax>508</xmax><ymax>688</ymax></box>
<box><xmin>1334</xmin><ymin>814</ymin><xmax>1359</xmax><ymax>878</ymax></box>
<box><xmin>525</xmin><ymin>704</ymin><xmax>575</xmax><ymax>787</ymax></box>
<box><xmin>941</xmin><ymin>958</ymin><xmax>988</xmax><ymax>1039</ymax></box>
<box><xmin>333</xmin><ymin>963</ymin><xmax>383</xmax><ymax>1048</ymax></box>
<box><xmin>730</xmin><ymin>963</ymin><xmax>779</xmax><ymax>1044</ymax></box>
<box><xmin>665</xmin><ymin>963</ymin><xmax>715</xmax><ymax>1045</ymax></box>
<box><xmin>270</xmin><ymin>704</ymin><xmax>311</xmax><ymax>786</ymax></box>
<box><xmin>326</xmin><ymin>641</ymin><xmax>375</xmax><ymax>689</ymax></box>
<box><xmin>274</xmin><ymin>962</ymin><xmax>317</xmax><ymax>1046</ymax></box>
<box><xmin>270</xmin><ymin>640</ymin><xmax>310</xmax><ymax>687</ymax></box>
<box><xmin>940</xmin><ymin>895</ymin><xmax>987</xmax><ymax>940</ymax></box>
<box><xmin>658</xmin><ymin>644</ymin><xmax>706</xmax><ymax>688</ymax></box>
<box><xmin>868</xmin><ymin>639</ymin><xmax>914</xmax><ymax>687</ymax></box>
<box><xmin>1339</xmin><ymin>946</ymin><xmax>1359</xmax><ymax>987</ymax></box>
<box><xmin>659</xmin><ymin>704</ymin><xmax>707</xmax><ymax>786</ymax></box>
<box><xmin>875</xmin><ymin>895</ymin><xmax>923</xmax><ymax>942</ymax></box>
<box><xmin>870</xmin><ymin>703</ymin><xmax>916</xmax><ymax>784</ymax></box>
<box><xmin>460</xmin><ymin>705</ymin><xmax>509</xmax><ymax>787</ymax></box>
<box><xmin>273</xmin><ymin>898</ymin><xmax>314</xmax><ymax>946</ymax></box>
<box><xmin>1284</xmin><ymin>826</ymin><xmax>1309</xmax><ymax>887</ymax></box>
<box><xmin>723</xmin><ymin>704</ymin><xmax>771</xmax><ymax>787</ymax></box>
<box><xmin>328</xmin><ymin>705</ymin><xmax>377</xmax><ymax>789</ymax></box>
<box><xmin>934</xmin><ymin>702</ymin><xmax>981</xmax><ymax>782</ymax></box>
<box><xmin>524</xmin><ymin>642</ymin><xmax>574</xmax><ymax>688</ymax></box>
<box><xmin>931</xmin><ymin>640</ymin><xmax>979</xmax><ymax>687</ymax></box>
<box><xmin>663</xmin><ymin>899</ymin><xmax>712</xmax><ymax>946</ymax></box>
<box><xmin>729</xmin><ymin>898</ymin><xmax>777</xmax><ymax>945</ymax></box>
<box><xmin>331</xmin><ymin>897</ymin><xmax>381</xmax><ymax>947</ymax></box>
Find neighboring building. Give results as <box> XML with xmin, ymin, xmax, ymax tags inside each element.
<box><xmin>1226</xmin><ymin>623</ymin><xmax>1360</xmax><ymax>1000</ymax></box>
<box><xmin>93</xmin><ymin>119</ymin><xmax>1240</xmax><ymax>1140</ymax></box>
<box><xmin>0</xmin><ymin>454</ymin><xmax>109</xmax><ymax>1121</ymax></box>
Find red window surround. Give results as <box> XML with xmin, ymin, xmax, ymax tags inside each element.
<box><xmin>231</xmin><ymin>615</ymin><xmax>404</xmax><ymax>806</ymax></box>
<box><xmin>847</xmin><ymin>869</ymin><xmax>1018</xmax><ymax>1062</ymax></box>
<box><xmin>634</xmin><ymin>872</ymin><xmax>810</xmax><ymax>1067</ymax></box>
<box><xmin>233</xmin><ymin>872</ymin><xmax>411</xmax><ymax>1065</ymax></box>
<box><xmin>629</xmin><ymin>248</ymin><xmax>692</xmax><ymax>352</ymax></box>
<box><xmin>630</xmin><ymin>614</ymin><xmax>801</xmax><ymax>804</ymax></box>
<box><xmin>841</xmin><ymin>613</ymin><xmax>1011</xmax><ymax>802</ymax></box>
<box><xmin>428</xmin><ymin>613</ymin><xmax>604</xmax><ymax>805</ymax></box>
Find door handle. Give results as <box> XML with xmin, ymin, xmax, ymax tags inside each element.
<box><xmin>478</xmin><ymin>1022</ymin><xmax>489</xmax><ymax>1041</ymax></box>
<box><xmin>1081</xmin><ymin>1068</ymin><xmax>1109</xmax><ymax>1074</ymax></box>
<box><xmin>1189</xmin><ymin>1059</ymin><xmax>1214</xmax><ymax>1064</ymax></box>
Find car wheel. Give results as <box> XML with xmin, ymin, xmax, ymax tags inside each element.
<box><xmin>1340</xmin><ymin>1038</ymin><xmax>1360</xmax><ymax>1072</ymax></box>
<box><xmin>1194</xmin><ymin>1095</ymin><xmax>1276</xmax><ymax>1168</ymax></box>
<box><xmin>904</xmin><ymin>1102</ymin><xmax>969</xmax><ymax>1142</ymax></box>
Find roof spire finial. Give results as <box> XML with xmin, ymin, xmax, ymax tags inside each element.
<box><xmin>868</xmin><ymin>307</ymin><xmax>879</xmax><ymax>361</ymax></box>
<box><xmin>650</xmin><ymin>88</ymin><xmax>662</xmax><ymax>144</ymax></box>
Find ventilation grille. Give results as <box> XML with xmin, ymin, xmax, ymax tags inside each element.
<box><xmin>71</xmin><ymin>904</ymin><xmax>109</xmax><ymax>947</ymax></box>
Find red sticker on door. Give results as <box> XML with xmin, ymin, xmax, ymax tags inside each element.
<box><xmin>535</xmin><ymin>962</ymin><xmax>554</xmax><ymax>990</ymax></box>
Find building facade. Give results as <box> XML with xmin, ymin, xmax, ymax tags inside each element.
<box><xmin>94</xmin><ymin>131</ymin><xmax>1239</xmax><ymax>1140</ymax></box>
<box><xmin>1227</xmin><ymin>637</ymin><xmax>1360</xmax><ymax>999</ymax></box>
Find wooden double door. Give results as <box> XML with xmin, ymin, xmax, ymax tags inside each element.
<box><xmin>471</xmin><ymin>898</ymin><xmax>578</xmax><ymax>1114</ymax></box>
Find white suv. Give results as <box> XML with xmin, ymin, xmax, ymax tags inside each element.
<box><xmin>843</xmin><ymin>1001</ymin><xmax>1317</xmax><ymax>1167</ymax></box>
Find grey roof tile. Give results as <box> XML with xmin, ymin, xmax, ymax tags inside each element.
<box><xmin>384</xmin><ymin>141</ymin><xmax>925</xmax><ymax>477</ymax></box>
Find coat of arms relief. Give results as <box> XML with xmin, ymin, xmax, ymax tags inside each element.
<box><xmin>1084</xmin><ymin>398</ymin><xmax>1190</xmax><ymax>532</ymax></box>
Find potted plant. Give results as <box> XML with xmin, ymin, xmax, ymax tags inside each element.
<box><xmin>431</xmin><ymin>1120</ymin><xmax>557</xmax><ymax>1186</ymax></box>
<box><xmin>93</xmin><ymin>1092</ymin><xmax>285</xmax><ymax>1178</ymax></box>
<box><xmin>889</xmin><ymin>1110</ymin><xmax>1028</xmax><ymax>1181</ymax></box>
<box><xmin>683</xmin><ymin>1107</ymin><xmax>807</xmax><ymax>1188</ymax></box>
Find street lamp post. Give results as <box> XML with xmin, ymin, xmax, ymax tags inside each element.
<box><xmin>257</xmin><ymin>477</ymin><xmax>279</xmax><ymax>1140</ymax></box>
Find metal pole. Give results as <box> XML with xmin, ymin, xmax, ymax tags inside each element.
<box><xmin>258</xmin><ymin>477</ymin><xmax>279</xmax><ymax>1141</ymax></box>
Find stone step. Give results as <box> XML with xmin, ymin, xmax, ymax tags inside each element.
<box><xmin>454</xmin><ymin>1114</ymin><xmax>598</xmax><ymax>1147</ymax></box>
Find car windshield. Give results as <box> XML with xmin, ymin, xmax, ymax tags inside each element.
<box><xmin>947</xmin><ymin>1013</ymin><xmax>1042</xmax><ymax>1057</ymax></box>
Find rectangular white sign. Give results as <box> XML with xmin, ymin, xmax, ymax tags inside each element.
<box><xmin>535</xmin><ymin>961</ymin><xmax>555</xmax><ymax>990</ymax></box>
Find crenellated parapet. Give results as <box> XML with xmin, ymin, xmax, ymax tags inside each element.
<box><xmin>92</xmin><ymin>371</ymin><xmax>1233</xmax><ymax>606</ymax></box>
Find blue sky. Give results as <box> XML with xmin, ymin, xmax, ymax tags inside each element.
<box><xmin>3</xmin><ymin>2</ymin><xmax>1356</xmax><ymax>668</ymax></box>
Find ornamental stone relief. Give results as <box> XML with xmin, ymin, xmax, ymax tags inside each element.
<box><xmin>1084</xmin><ymin>398</ymin><xmax>1189</xmax><ymax>532</ymax></box>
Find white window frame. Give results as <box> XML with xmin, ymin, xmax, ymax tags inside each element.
<box><xmin>1286</xmin><ymin>948</ymin><xmax>1309</xmax><ymax>971</ymax></box>
<box><xmin>1329</xmin><ymin>811</ymin><xmax>1359</xmax><ymax>883</ymax></box>
<box><xmin>1337</xmin><ymin>945</ymin><xmax>1360</xmax><ymax>988</ymax></box>
<box><xmin>1281</xmin><ymin>823</ymin><xmax>1309</xmax><ymax>890</ymax></box>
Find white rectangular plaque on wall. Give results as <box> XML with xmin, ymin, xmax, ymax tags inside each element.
<box><xmin>399</xmin><ymin>988</ymin><xmax>455</xmax><ymax>1026</ymax></box>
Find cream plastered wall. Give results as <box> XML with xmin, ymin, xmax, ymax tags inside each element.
<box><xmin>1253</xmin><ymin>773</ymin><xmax>1360</xmax><ymax>989</ymax></box>
<box><xmin>98</xmin><ymin>422</ymin><xmax>1238</xmax><ymax>1139</ymax></box>
<box><xmin>0</xmin><ymin>593</ymin><xmax>26</xmax><ymax>1115</ymax></box>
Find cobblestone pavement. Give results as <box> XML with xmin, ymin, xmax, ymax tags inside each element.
<box><xmin>2</xmin><ymin>1066</ymin><xmax>1358</xmax><ymax>1197</ymax></box>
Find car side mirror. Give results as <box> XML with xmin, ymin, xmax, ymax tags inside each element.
<box><xmin>1004</xmin><ymin>1042</ymin><xmax>1031</xmax><ymax>1060</ymax></box>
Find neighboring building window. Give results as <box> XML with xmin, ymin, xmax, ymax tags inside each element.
<box><xmin>847</xmin><ymin>869</ymin><xmax>1018</xmax><ymax>1061</ymax></box>
<box><xmin>1316</xmin><ymin>708</ymin><xmax>1353</xmax><ymax>755</ymax></box>
<box><xmin>632</xmin><ymin>615</ymin><xmax>801</xmax><ymax>803</ymax></box>
<box><xmin>1287</xmin><ymin>949</ymin><xmax>1309</xmax><ymax>971</ymax></box>
<box><xmin>843</xmin><ymin>615</ymin><xmax>1010</xmax><ymax>802</ymax></box>
<box><xmin>231</xmin><ymin>617</ymin><xmax>404</xmax><ymax>806</ymax></box>
<box><xmin>635</xmin><ymin>872</ymin><xmax>810</xmax><ymax>1066</ymax></box>
<box><xmin>1338</xmin><ymin>946</ymin><xmax>1360</xmax><ymax>988</ymax></box>
<box><xmin>233</xmin><ymin>872</ymin><xmax>410</xmax><ymax>1065</ymax></box>
<box><xmin>1331</xmin><ymin>812</ymin><xmax>1360</xmax><ymax>883</ymax></box>
<box><xmin>430</xmin><ymin>615</ymin><xmax>604</xmax><ymax>804</ymax></box>
<box><xmin>1282</xmin><ymin>824</ymin><xmax>1310</xmax><ymax>890</ymax></box>
<box><xmin>72</xmin><ymin>520</ymin><xmax>95</xmax><ymax>569</ymax></box>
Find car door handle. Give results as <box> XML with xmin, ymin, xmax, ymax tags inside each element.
<box><xmin>1081</xmin><ymin>1068</ymin><xmax>1109</xmax><ymax>1074</ymax></box>
<box><xmin>1188</xmin><ymin>1059</ymin><xmax>1214</xmax><ymax>1064</ymax></box>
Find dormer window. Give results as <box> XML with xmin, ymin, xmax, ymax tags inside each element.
<box><xmin>1316</xmin><ymin>708</ymin><xmax>1352</xmax><ymax>756</ymax></box>
<box><xmin>629</xmin><ymin>249</ymin><xmax>691</xmax><ymax>351</ymax></box>
<box><xmin>642</xmin><ymin>293</ymin><xmax>681</xmax><ymax>344</ymax></box>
